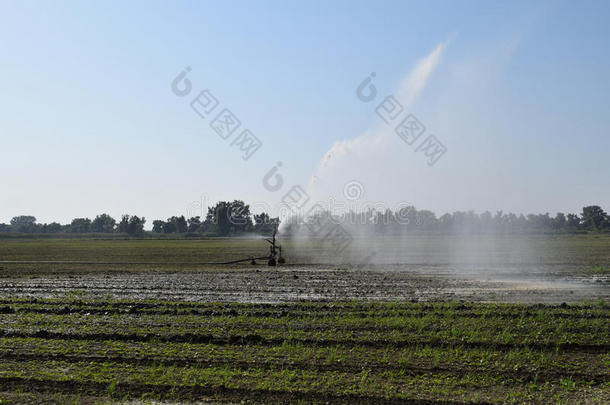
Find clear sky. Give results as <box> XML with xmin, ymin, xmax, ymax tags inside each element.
<box><xmin>1</xmin><ymin>0</ymin><xmax>609</xmax><ymax>225</ymax></box>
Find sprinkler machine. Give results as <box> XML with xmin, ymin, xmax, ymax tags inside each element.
<box><xmin>264</xmin><ymin>228</ymin><xmax>285</xmax><ymax>266</ymax></box>
<box><xmin>248</xmin><ymin>227</ymin><xmax>285</xmax><ymax>266</ymax></box>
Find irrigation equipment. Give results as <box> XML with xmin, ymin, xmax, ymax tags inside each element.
<box><xmin>264</xmin><ymin>228</ymin><xmax>285</xmax><ymax>266</ymax></box>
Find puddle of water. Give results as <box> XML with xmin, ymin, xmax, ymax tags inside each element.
<box><xmin>0</xmin><ymin>265</ymin><xmax>607</xmax><ymax>304</ymax></box>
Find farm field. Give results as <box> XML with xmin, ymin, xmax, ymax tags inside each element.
<box><xmin>0</xmin><ymin>234</ymin><xmax>608</xmax><ymax>303</ymax></box>
<box><xmin>0</xmin><ymin>299</ymin><xmax>608</xmax><ymax>404</ymax></box>
<box><xmin>0</xmin><ymin>234</ymin><xmax>608</xmax><ymax>403</ymax></box>
<box><xmin>0</xmin><ymin>233</ymin><xmax>609</xmax><ymax>272</ymax></box>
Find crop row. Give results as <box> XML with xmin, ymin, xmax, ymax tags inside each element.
<box><xmin>1</xmin><ymin>294</ymin><xmax>606</xmax><ymax>320</ymax></box>
<box><xmin>1</xmin><ymin>311</ymin><xmax>608</xmax><ymax>349</ymax></box>
<box><xmin>2</xmin><ymin>301</ymin><xmax>609</xmax><ymax>320</ymax></box>
<box><xmin>0</xmin><ymin>337</ymin><xmax>607</xmax><ymax>383</ymax></box>
<box><xmin>0</xmin><ymin>299</ymin><xmax>607</xmax><ymax>404</ymax></box>
<box><xmin>0</xmin><ymin>358</ymin><xmax>607</xmax><ymax>404</ymax></box>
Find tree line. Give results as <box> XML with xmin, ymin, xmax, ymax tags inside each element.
<box><xmin>1</xmin><ymin>203</ymin><xmax>608</xmax><ymax>236</ymax></box>
<box><xmin>0</xmin><ymin>201</ymin><xmax>279</xmax><ymax>236</ymax></box>
<box><xmin>152</xmin><ymin>201</ymin><xmax>279</xmax><ymax>236</ymax></box>
<box><xmin>284</xmin><ymin>205</ymin><xmax>610</xmax><ymax>234</ymax></box>
<box><xmin>0</xmin><ymin>214</ymin><xmax>147</xmax><ymax>235</ymax></box>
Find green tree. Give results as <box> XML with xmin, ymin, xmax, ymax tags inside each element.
<box><xmin>10</xmin><ymin>216</ymin><xmax>38</xmax><ymax>233</ymax></box>
<box><xmin>128</xmin><ymin>216</ymin><xmax>146</xmax><ymax>235</ymax></box>
<box><xmin>91</xmin><ymin>214</ymin><xmax>116</xmax><ymax>233</ymax></box>
<box><xmin>566</xmin><ymin>213</ymin><xmax>580</xmax><ymax>230</ymax></box>
<box><xmin>43</xmin><ymin>222</ymin><xmax>63</xmax><ymax>233</ymax></box>
<box><xmin>70</xmin><ymin>218</ymin><xmax>92</xmax><ymax>233</ymax></box>
<box><xmin>117</xmin><ymin>215</ymin><xmax>146</xmax><ymax>235</ymax></box>
<box><xmin>553</xmin><ymin>213</ymin><xmax>566</xmax><ymax>230</ymax></box>
<box><xmin>581</xmin><ymin>206</ymin><xmax>608</xmax><ymax>230</ymax></box>
<box><xmin>166</xmin><ymin>216</ymin><xmax>187</xmax><ymax>233</ymax></box>
<box><xmin>253</xmin><ymin>212</ymin><xmax>279</xmax><ymax>235</ymax></box>
<box><xmin>206</xmin><ymin>200</ymin><xmax>253</xmax><ymax>235</ymax></box>
<box><xmin>152</xmin><ymin>220</ymin><xmax>165</xmax><ymax>233</ymax></box>
<box><xmin>231</xmin><ymin>200</ymin><xmax>253</xmax><ymax>233</ymax></box>
<box><xmin>162</xmin><ymin>221</ymin><xmax>176</xmax><ymax>234</ymax></box>
<box><xmin>187</xmin><ymin>216</ymin><xmax>202</xmax><ymax>233</ymax></box>
<box><xmin>206</xmin><ymin>201</ymin><xmax>230</xmax><ymax>235</ymax></box>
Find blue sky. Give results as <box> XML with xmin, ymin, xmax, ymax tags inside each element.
<box><xmin>1</xmin><ymin>0</ymin><xmax>609</xmax><ymax>225</ymax></box>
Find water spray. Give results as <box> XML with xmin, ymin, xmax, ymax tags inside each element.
<box><xmin>261</xmin><ymin>227</ymin><xmax>285</xmax><ymax>266</ymax></box>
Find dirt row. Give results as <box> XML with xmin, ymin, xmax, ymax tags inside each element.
<box><xmin>3</xmin><ymin>304</ymin><xmax>610</xmax><ymax>320</ymax></box>
<box><xmin>0</xmin><ymin>376</ymin><xmax>477</xmax><ymax>405</ymax></box>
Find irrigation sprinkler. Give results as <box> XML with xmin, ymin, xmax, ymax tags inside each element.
<box><xmin>233</xmin><ymin>227</ymin><xmax>286</xmax><ymax>266</ymax></box>
<box><xmin>264</xmin><ymin>227</ymin><xmax>285</xmax><ymax>266</ymax></box>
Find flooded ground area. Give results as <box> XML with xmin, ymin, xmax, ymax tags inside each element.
<box><xmin>0</xmin><ymin>265</ymin><xmax>608</xmax><ymax>303</ymax></box>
